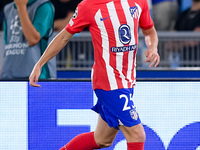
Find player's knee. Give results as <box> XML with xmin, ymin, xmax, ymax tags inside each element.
<box><xmin>96</xmin><ymin>138</ymin><xmax>114</xmax><ymax>148</ymax></box>
<box><xmin>131</xmin><ymin>129</ymin><xmax>146</xmax><ymax>142</ymax></box>
<box><xmin>134</xmin><ymin>124</ymin><xmax>146</xmax><ymax>142</ymax></box>
<box><xmin>137</xmin><ymin>129</ymin><xmax>146</xmax><ymax>142</ymax></box>
<box><xmin>97</xmin><ymin>142</ymin><xmax>112</xmax><ymax>148</ymax></box>
<box><xmin>122</xmin><ymin>125</ymin><xmax>146</xmax><ymax>142</ymax></box>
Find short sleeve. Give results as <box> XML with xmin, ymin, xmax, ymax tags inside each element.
<box><xmin>33</xmin><ymin>2</ymin><xmax>54</xmax><ymax>38</ymax></box>
<box><xmin>139</xmin><ymin>0</ymin><xmax>154</xmax><ymax>30</ymax></box>
<box><xmin>65</xmin><ymin>0</ymin><xmax>91</xmax><ymax>34</ymax></box>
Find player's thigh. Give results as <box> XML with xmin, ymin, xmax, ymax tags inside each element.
<box><xmin>94</xmin><ymin>115</ymin><xmax>119</xmax><ymax>147</ymax></box>
<box><xmin>119</xmin><ymin>123</ymin><xmax>145</xmax><ymax>143</ymax></box>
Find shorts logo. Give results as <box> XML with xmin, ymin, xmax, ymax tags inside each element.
<box><xmin>129</xmin><ymin>109</ymin><xmax>138</xmax><ymax>120</ymax></box>
<box><xmin>118</xmin><ymin>24</ymin><xmax>131</xmax><ymax>45</ymax></box>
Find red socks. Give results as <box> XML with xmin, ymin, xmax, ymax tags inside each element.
<box><xmin>59</xmin><ymin>132</ymin><xmax>144</xmax><ymax>150</ymax></box>
<box><xmin>59</xmin><ymin>132</ymin><xmax>101</xmax><ymax>150</ymax></box>
<box><xmin>127</xmin><ymin>142</ymin><xmax>144</xmax><ymax>150</ymax></box>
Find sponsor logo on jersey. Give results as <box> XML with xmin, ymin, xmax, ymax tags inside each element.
<box><xmin>129</xmin><ymin>6</ymin><xmax>139</xmax><ymax>19</ymax></box>
<box><xmin>119</xmin><ymin>24</ymin><xmax>131</xmax><ymax>45</ymax></box>
<box><xmin>100</xmin><ymin>16</ymin><xmax>110</xmax><ymax>21</ymax></box>
<box><xmin>111</xmin><ymin>44</ymin><xmax>137</xmax><ymax>53</ymax></box>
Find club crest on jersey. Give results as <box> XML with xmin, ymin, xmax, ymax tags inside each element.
<box><xmin>129</xmin><ymin>6</ymin><xmax>139</xmax><ymax>19</ymax></box>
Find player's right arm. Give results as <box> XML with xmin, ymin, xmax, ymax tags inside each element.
<box><xmin>29</xmin><ymin>29</ymin><xmax>73</xmax><ymax>87</ymax></box>
<box><xmin>142</xmin><ymin>26</ymin><xmax>160</xmax><ymax>68</ymax></box>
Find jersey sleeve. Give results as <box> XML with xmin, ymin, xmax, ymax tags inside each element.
<box><xmin>139</xmin><ymin>0</ymin><xmax>154</xmax><ymax>30</ymax></box>
<box><xmin>65</xmin><ymin>0</ymin><xmax>91</xmax><ymax>34</ymax></box>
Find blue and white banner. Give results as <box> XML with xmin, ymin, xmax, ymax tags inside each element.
<box><xmin>0</xmin><ymin>81</ymin><xmax>200</xmax><ymax>150</ymax></box>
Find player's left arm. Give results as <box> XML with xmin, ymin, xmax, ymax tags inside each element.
<box><xmin>29</xmin><ymin>29</ymin><xmax>73</xmax><ymax>87</ymax></box>
<box><xmin>142</xmin><ymin>26</ymin><xmax>160</xmax><ymax>67</ymax></box>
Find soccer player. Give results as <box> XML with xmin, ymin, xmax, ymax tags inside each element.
<box><xmin>29</xmin><ymin>0</ymin><xmax>160</xmax><ymax>149</ymax></box>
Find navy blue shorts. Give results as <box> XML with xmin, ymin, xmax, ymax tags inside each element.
<box><xmin>91</xmin><ymin>88</ymin><xmax>141</xmax><ymax>129</ymax></box>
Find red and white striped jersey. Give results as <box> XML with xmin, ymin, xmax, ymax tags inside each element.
<box><xmin>66</xmin><ymin>0</ymin><xmax>153</xmax><ymax>91</ymax></box>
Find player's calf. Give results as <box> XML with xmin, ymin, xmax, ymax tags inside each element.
<box><xmin>59</xmin><ymin>132</ymin><xmax>101</xmax><ymax>150</ymax></box>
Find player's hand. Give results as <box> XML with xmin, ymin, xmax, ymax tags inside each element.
<box><xmin>14</xmin><ymin>0</ymin><xmax>29</xmax><ymax>7</ymax></box>
<box><xmin>29</xmin><ymin>65</ymin><xmax>41</xmax><ymax>87</ymax></box>
<box><xmin>144</xmin><ymin>48</ymin><xmax>160</xmax><ymax>68</ymax></box>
